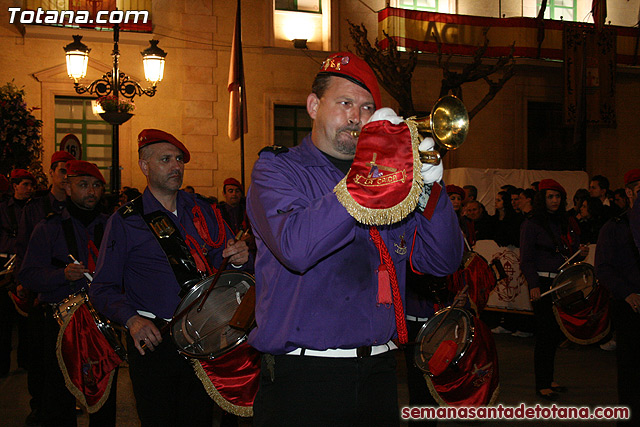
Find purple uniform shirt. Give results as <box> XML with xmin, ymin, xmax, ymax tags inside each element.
<box><xmin>520</xmin><ymin>216</ymin><xmax>581</xmax><ymax>290</ymax></box>
<box><xmin>0</xmin><ymin>197</ymin><xmax>26</xmax><ymax>254</ymax></box>
<box><xmin>631</xmin><ymin>196</ymin><xmax>640</xmax><ymax>254</ymax></box>
<box><xmin>89</xmin><ymin>188</ymin><xmax>237</xmax><ymax>326</ymax></box>
<box><xmin>18</xmin><ymin>209</ymin><xmax>108</xmax><ymax>304</ymax></box>
<box><xmin>595</xmin><ymin>213</ymin><xmax>640</xmax><ymax>300</ymax></box>
<box><xmin>16</xmin><ymin>192</ymin><xmax>66</xmax><ymax>260</ymax></box>
<box><xmin>246</xmin><ymin>135</ymin><xmax>464</xmax><ymax>354</ymax></box>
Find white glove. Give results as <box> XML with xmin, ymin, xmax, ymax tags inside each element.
<box><xmin>418</xmin><ymin>136</ymin><xmax>443</xmax><ymax>185</ymax></box>
<box><xmin>367</xmin><ymin>107</ymin><xmax>404</xmax><ymax>125</ymax></box>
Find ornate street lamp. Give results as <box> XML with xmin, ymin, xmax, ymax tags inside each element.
<box><xmin>63</xmin><ymin>22</ymin><xmax>167</xmax><ymax>191</ymax></box>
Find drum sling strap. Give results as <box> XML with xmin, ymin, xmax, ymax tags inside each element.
<box><xmin>4</xmin><ymin>202</ymin><xmax>18</xmax><ymax>238</ymax></box>
<box><xmin>120</xmin><ymin>196</ymin><xmax>203</xmax><ymax>297</ymax></box>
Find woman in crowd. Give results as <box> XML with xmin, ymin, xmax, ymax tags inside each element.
<box><xmin>492</xmin><ymin>190</ymin><xmax>521</xmax><ymax>247</ymax></box>
<box><xmin>577</xmin><ymin>196</ymin><xmax>604</xmax><ymax>244</ymax></box>
<box><xmin>520</xmin><ymin>179</ymin><xmax>586</xmax><ymax>401</ymax></box>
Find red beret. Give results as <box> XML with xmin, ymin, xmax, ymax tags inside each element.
<box><xmin>51</xmin><ymin>151</ymin><xmax>76</xmax><ymax>167</ymax></box>
<box><xmin>446</xmin><ymin>184</ymin><xmax>465</xmax><ymax>199</ymax></box>
<box><xmin>624</xmin><ymin>169</ymin><xmax>640</xmax><ymax>185</ymax></box>
<box><xmin>66</xmin><ymin>160</ymin><xmax>105</xmax><ymax>184</ymax></box>
<box><xmin>223</xmin><ymin>178</ymin><xmax>242</xmax><ymax>191</ymax></box>
<box><xmin>318</xmin><ymin>52</ymin><xmax>382</xmax><ymax>109</ymax></box>
<box><xmin>138</xmin><ymin>129</ymin><xmax>190</xmax><ymax>163</ymax></box>
<box><xmin>538</xmin><ymin>179</ymin><xmax>566</xmax><ymax>197</ymax></box>
<box><xmin>0</xmin><ymin>175</ymin><xmax>9</xmax><ymax>192</ymax></box>
<box><xmin>10</xmin><ymin>169</ymin><xmax>35</xmax><ymax>182</ymax></box>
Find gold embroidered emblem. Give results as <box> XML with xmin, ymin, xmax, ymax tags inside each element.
<box><xmin>150</xmin><ymin>216</ymin><xmax>175</xmax><ymax>239</ymax></box>
<box><xmin>394</xmin><ymin>234</ymin><xmax>407</xmax><ymax>255</ymax></box>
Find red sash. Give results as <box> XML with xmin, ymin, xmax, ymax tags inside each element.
<box><xmin>447</xmin><ymin>253</ymin><xmax>497</xmax><ymax>314</ymax></box>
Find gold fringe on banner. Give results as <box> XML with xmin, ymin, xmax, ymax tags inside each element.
<box><xmin>333</xmin><ymin>119</ymin><xmax>424</xmax><ymax>226</ymax></box>
<box><xmin>55</xmin><ymin>301</ymin><xmax>116</xmax><ymax>414</ymax></box>
<box><xmin>192</xmin><ymin>360</ymin><xmax>253</xmax><ymax>418</ymax></box>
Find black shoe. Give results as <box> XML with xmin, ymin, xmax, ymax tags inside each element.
<box><xmin>550</xmin><ymin>385</ymin><xmax>568</xmax><ymax>393</ymax></box>
<box><xmin>536</xmin><ymin>389</ymin><xmax>559</xmax><ymax>401</ymax></box>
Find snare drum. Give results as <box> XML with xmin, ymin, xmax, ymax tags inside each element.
<box><xmin>171</xmin><ymin>271</ymin><xmax>255</xmax><ymax>359</ymax></box>
<box><xmin>54</xmin><ymin>291</ymin><xmax>126</xmax><ymax>361</ymax></box>
<box><xmin>414</xmin><ymin>307</ymin><xmax>474</xmax><ymax>376</ymax></box>
<box><xmin>550</xmin><ymin>262</ymin><xmax>596</xmax><ymax>313</ymax></box>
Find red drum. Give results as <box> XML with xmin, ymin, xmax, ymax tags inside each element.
<box><xmin>447</xmin><ymin>252</ymin><xmax>500</xmax><ymax>313</ymax></box>
<box><xmin>415</xmin><ymin>308</ymin><xmax>499</xmax><ymax>407</ymax></box>
<box><xmin>549</xmin><ymin>262</ymin><xmax>610</xmax><ymax>345</ymax></box>
<box><xmin>171</xmin><ymin>271</ymin><xmax>260</xmax><ymax>416</ymax></box>
<box><xmin>54</xmin><ymin>291</ymin><xmax>124</xmax><ymax>413</ymax></box>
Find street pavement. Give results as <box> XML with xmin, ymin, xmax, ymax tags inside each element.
<box><xmin>0</xmin><ymin>331</ymin><xmax>620</xmax><ymax>426</ymax></box>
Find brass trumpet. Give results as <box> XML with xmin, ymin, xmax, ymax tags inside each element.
<box><xmin>350</xmin><ymin>95</ymin><xmax>469</xmax><ymax>165</ymax></box>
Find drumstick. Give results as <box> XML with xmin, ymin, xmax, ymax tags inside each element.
<box><xmin>196</xmin><ymin>230</ymin><xmax>245</xmax><ymax>313</ymax></box>
<box><xmin>424</xmin><ymin>284</ymin><xmax>469</xmax><ymax>345</ymax></box>
<box><xmin>557</xmin><ymin>249</ymin><xmax>583</xmax><ymax>272</ymax></box>
<box><xmin>539</xmin><ymin>279</ymin><xmax>573</xmax><ymax>298</ymax></box>
<box><xmin>140</xmin><ymin>229</ymin><xmax>245</xmax><ymax>351</ymax></box>
<box><xmin>68</xmin><ymin>254</ymin><xmax>93</xmax><ymax>282</ymax></box>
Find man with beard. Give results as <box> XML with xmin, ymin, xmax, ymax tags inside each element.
<box><xmin>19</xmin><ymin>160</ymin><xmax>117</xmax><ymax>426</ymax></box>
<box><xmin>89</xmin><ymin>129</ymin><xmax>250</xmax><ymax>426</ymax></box>
<box><xmin>246</xmin><ymin>52</ymin><xmax>463</xmax><ymax>426</ymax></box>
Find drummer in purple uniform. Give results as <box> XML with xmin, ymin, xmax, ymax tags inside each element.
<box><xmin>246</xmin><ymin>52</ymin><xmax>463</xmax><ymax>426</ymax></box>
<box><xmin>89</xmin><ymin>129</ymin><xmax>250</xmax><ymax>426</ymax></box>
<box><xmin>0</xmin><ymin>169</ymin><xmax>35</xmax><ymax>377</ymax></box>
<box><xmin>595</xmin><ymin>168</ymin><xmax>640</xmax><ymax>425</ymax></box>
<box><xmin>18</xmin><ymin>160</ymin><xmax>116</xmax><ymax>426</ymax></box>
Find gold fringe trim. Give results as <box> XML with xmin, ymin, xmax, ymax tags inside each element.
<box><xmin>192</xmin><ymin>359</ymin><xmax>254</xmax><ymax>418</ymax></box>
<box><xmin>333</xmin><ymin>119</ymin><xmax>424</xmax><ymax>225</ymax></box>
<box><xmin>552</xmin><ymin>305</ymin><xmax>611</xmax><ymax>345</ymax></box>
<box><xmin>55</xmin><ymin>301</ymin><xmax>116</xmax><ymax>414</ymax></box>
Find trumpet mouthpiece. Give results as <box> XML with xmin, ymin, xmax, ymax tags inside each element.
<box><xmin>349</xmin><ymin>130</ymin><xmax>360</xmax><ymax>138</ymax></box>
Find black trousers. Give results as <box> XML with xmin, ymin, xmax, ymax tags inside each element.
<box><xmin>0</xmin><ymin>287</ymin><xmax>28</xmax><ymax>376</ymax></box>
<box><xmin>611</xmin><ymin>299</ymin><xmax>640</xmax><ymax>425</ymax></box>
<box><xmin>126</xmin><ymin>331</ymin><xmax>213</xmax><ymax>427</ymax></box>
<box><xmin>532</xmin><ymin>278</ymin><xmax>565</xmax><ymax>391</ymax></box>
<box><xmin>29</xmin><ymin>304</ymin><xmax>117</xmax><ymax>427</ymax></box>
<box><xmin>403</xmin><ymin>320</ymin><xmax>438</xmax><ymax>426</ymax></box>
<box><xmin>253</xmin><ymin>351</ymin><xmax>399</xmax><ymax>427</ymax></box>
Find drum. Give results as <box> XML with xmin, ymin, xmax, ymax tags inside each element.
<box><xmin>171</xmin><ymin>271</ymin><xmax>255</xmax><ymax>359</ymax></box>
<box><xmin>414</xmin><ymin>307</ymin><xmax>474</xmax><ymax>376</ymax></box>
<box><xmin>0</xmin><ymin>253</ymin><xmax>16</xmax><ymax>288</ymax></box>
<box><xmin>550</xmin><ymin>262</ymin><xmax>596</xmax><ymax>314</ymax></box>
<box><xmin>53</xmin><ymin>291</ymin><xmax>127</xmax><ymax>361</ymax></box>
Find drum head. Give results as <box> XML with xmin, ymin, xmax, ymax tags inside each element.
<box><xmin>171</xmin><ymin>271</ymin><xmax>255</xmax><ymax>359</ymax></box>
<box><xmin>414</xmin><ymin>308</ymin><xmax>473</xmax><ymax>375</ymax></box>
<box><xmin>551</xmin><ymin>262</ymin><xmax>595</xmax><ymax>309</ymax></box>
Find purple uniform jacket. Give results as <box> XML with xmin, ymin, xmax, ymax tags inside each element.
<box><xmin>89</xmin><ymin>188</ymin><xmax>237</xmax><ymax>326</ymax></box>
<box><xmin>520</xmin><ymin>216</ymin><xmax>580</xmax><ymax>290</ymax></box>
<box><xmin>16</xmin><ymin>192</ymin><xmax>66</xmax><ymax>261</ymax></box>
<box><xmin>0</xmin><ymin>198</ymin><xmax>26</xmax><ymax>254</ymax></box>
<box><xmin>18</xmin><ymin>209</ymin><xmax>108</xmax><ymax>304</ymax></box>
<box><xmin>595</xmin><ymin>212</ymin><xmax>640</xmax><ymax>300</ymax></box>
<box><xmin>246</xmin><ymin>135</ymin><xmax>464</xmax><ymax>354</ymax></box>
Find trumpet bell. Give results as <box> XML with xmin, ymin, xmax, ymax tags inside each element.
<box><xmin>415</xmin><ymin>95</ymin><xmax>469</xmax><ymax>151</ymax></box>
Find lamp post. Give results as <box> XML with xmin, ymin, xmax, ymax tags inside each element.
<box><xmin>64</xmin><ymin>22</ymin><xmax>166</xmax><ymax>192</ymax></box>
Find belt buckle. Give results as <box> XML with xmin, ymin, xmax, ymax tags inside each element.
<box><xmin>357</xmin><ymin>346</ymin><xmax>372</xmax><ymax>358</ymax></box>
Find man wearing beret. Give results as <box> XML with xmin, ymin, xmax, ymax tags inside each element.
<box><xmin>246</xmin><ymin>52</ymin><xmax>463</xmax><ymax>425</ymax></box>
<box><xmin>89</xmin><ymin>129</ymin><xmax>250</xmax><ymax>426</ymax></box>
<box><xmin>595</xmin><ymin>169</ymin><xmax>640</xmax><ymax>423</ymax></box>
<box><xmin>19</xmin><ymin>160</ymin><xmax>117</xmax><ymax>426</ymax></box>
<box><xmin>0</xmin><ymin>169</ymin><xmax>35</xmax><ymax>378</ymax></box>
<box><xmin>15</xmin><ymin>151</ymin><xmax>74</xmax><ymax>425</ymax></box>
